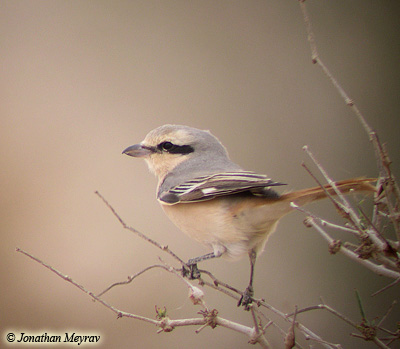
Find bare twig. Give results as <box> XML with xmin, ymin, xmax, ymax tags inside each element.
<box><xmin>296</xmin><ymin>215</ymin><xmax>400</xmax><ymax>280</ymax></box>
<box><xmin>248</xmin><ymin>306</ymin><xmax>270</xmax><ymax>348</ymax></box>
<box><xmin>284</xmin><ymin>306</ymin><xmax>297</xmax><ymax>349</ymax></box>
<box><xmin>298</xmin><ymin>0</ymin><xmax>373</xmax><ymax>135</ymax></box>
<box><xmin>95</xmin><ymin>191</ymin><xmax>186</xmax><ymax>266</ymax></box>
<box><xmin>259</xmin><ymin>301</ymin><xmax>337</xmax><ymax>348</ymax></box>
<box><xmin>292</xmin><ymin>304</ymin><xmax>358</xmax><ymax>331</ymax></box>
<box><xmin>377</xmin><ymin>300</ymin><xmax>397</xmax><ymax>329</ymax></box>
<box><xmin>198</xmin><ymin>269</ymin><xmax>243</xmax><ymax>297</ymax></box>
<box><xmin>302</xmin><ymin>146</ymin><xmax>366</xmax><ymax>233</ymax></box>
<box><xmin>97</xmin><ymin>265</ymin><xmax>164</xmax><ymax>297</ymax></box>
<box><xmin>371</xmin><ymin>278</ymin><xmax>400</xmax><ymax>297</ymax></box>
<box><xmin>16</xmin><ymin>247</ymin><xmax>159</xmax><ymax>326</ymax></box>
<box><xmin>292</xmin><ymin>301</ymin><xmax>396</xmax><ymax>349</ymax></box>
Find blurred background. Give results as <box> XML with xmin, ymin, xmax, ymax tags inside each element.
<box><xmin>1</xmin><ymin>1</ymin><xmax>399</xmax><ymax>348</ymax></box>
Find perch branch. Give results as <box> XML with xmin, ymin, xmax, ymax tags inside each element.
<box><xmin>16</xmin><ymin>247</ymin><xmax>272</xmax><ymax>345</ymax></box>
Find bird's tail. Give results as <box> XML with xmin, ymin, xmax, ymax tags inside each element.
<box><xmin>280</xmin><ymin>177</ymin><xmax>376</xmax><ymax>207</ymax></box>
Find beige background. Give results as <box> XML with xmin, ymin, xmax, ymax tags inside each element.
<box><xmin>1</xmin><ymin>1</ymin><xmax>399</xmax><ymax>348</ymax></box>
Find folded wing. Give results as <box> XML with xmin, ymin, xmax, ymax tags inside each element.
<box><xmin>158</xmin><ymin>171</ymin><xmax>286</xmax><ymax>204</ymax></box>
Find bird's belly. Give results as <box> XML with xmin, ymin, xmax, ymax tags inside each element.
<box><xmin>161</xmin><ymin>197</ymin><xmax>280</xmax><ymax>259</ymax></box>
<box><xmin>161</xmin><ymin>199</ymin><xmax>234</xmax><ymax>246</ymax></box>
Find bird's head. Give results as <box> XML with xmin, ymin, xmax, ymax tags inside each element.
<box><xmin>123</xmin><ymin>124</ymin><xmax>232</xmax><ymax>181</ymax></box>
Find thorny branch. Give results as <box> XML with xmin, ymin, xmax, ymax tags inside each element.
<box><xmin>294</xmin><ymin>1</ymin><xmax>400</xmax><ymax>347</ymax></box>
<box><xmin>298</xmin><ymin>0</ymin><xmax>400</xmax><ymax>238</ymax></box>
<box><xmin>15</xmin><ymin>247</ymin><xmax>271</xmax><ymax>348</ymax></box>
<box><xmin>290</xmin><ymin>292</ymin><xmax>400</xmax><ymax>349</ymax></box>
<box><xmin>297</xmin><ymin>0</ymin><xmax>400</xmax><ymax>288</ymax></box>
<box><xmin>299</xmin><ymin>0</ymin><xmax>400</xmax><ymax>209</ymax></box>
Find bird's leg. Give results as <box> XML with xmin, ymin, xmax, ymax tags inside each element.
<box><xmin>183</xmin><ymin>252</ymin><xmax>221</xmax><ymax>280</ymax></box>
<box><xmin>238</xmin><ymin>249</ymin><xmax>257</xmax><ymax>310</ymax></box>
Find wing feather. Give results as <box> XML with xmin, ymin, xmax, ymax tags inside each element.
<box><xmin>158</xmin><ymin>171</ymin><xmax>285</xmax><ymax>204</ymax></box>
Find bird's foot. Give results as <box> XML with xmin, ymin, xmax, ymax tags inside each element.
<box><xmin>238</xmin><ymin>285</ymin><xmax>254</xmax><ymax>311</ymax></box>
<box><xmin>182</xmin><ymin>261</ymin><xmax>201</xmax><ymax>280</ymax></box>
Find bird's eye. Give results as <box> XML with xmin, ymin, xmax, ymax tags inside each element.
<box><xmin>159</xmin><ymin>141</ymin><xmax>174</xmax><ymax>151</ymax></box>
<box><xmin>157</xmin><ymin>141</ymin><xmax>194</xmax><ymax>155</ymax></box>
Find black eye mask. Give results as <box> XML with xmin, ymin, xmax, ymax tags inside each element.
<box><xmin>157</xmin><ymin>141</ymin><xmax>194</xmax><ymax>155</ymax></box>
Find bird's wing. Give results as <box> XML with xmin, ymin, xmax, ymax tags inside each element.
<box><xmin>158</xmin><ymin>171</ymin><xmax>286</xmax><ymax>204</ymax></box>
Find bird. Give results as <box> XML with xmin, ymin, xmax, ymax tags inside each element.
<box><xmin>122</xmin><ymin>124</ymin><xmax>375</xmax><ymax>309</ymax></box>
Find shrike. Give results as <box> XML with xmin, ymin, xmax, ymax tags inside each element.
<box><xmin>123</xmin><ymin>124</ymin><xmax>375</xmax><ymax>309</ymax></box>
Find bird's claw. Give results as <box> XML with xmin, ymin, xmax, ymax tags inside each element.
<box><xmin>238</xmin><ymin>285</ymin><xmax>254</xmax><ymax>311</ymax></box>
<box><xmin>182</xmin><ymin>262</ymin><xmax>201</xmax><ymax>280</ymax></box>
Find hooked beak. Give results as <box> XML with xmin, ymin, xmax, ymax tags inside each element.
<box><xmin>122</xmin><ymin>143</ymin><xmax>154</xmax><ymax>158</ymax></box>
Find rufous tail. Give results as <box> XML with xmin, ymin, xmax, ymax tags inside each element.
<box><xmin>280</xmin><ymin>177</ymin><xmax>376</xmax><ymax>207</ymax></box>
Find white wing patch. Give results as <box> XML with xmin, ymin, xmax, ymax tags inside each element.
<box><xmin>201</xmin><ymin>187</ymin><xmax>218</xmax><ymax>195</ymax></box>
<box><xmin>158</xmin><ymin>171</ymin><xmax>285</xmax><ymax>205</ymax></box>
